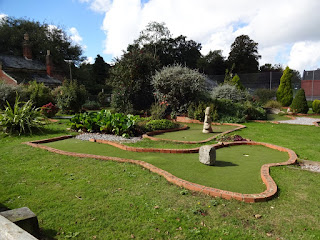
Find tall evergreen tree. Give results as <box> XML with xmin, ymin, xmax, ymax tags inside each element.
<box><xmin>277</xmin><ymin>66</ymin><xmax>293</xmax><ymax>106</ymax></box>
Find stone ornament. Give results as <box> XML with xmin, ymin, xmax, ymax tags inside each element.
<box><xmin>202</xmin><ymin>107</ymin><xmax>213</xmax><ymax>133</ymax></box>
<box><xmin>199</xmin><ymin>145</ymin><xmax>216</xmax><ymax>166</ymax></box>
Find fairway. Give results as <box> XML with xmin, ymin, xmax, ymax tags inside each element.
<box><xmin>44</xmin><ymin>139</ymin><xmax>288</xmax><ymax>194</ymax></box>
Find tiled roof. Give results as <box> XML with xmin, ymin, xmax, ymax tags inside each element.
<box><xmin>0</xmin><ymin>55</ymin><xmax>46</xmax><ymax>71</ymax></box>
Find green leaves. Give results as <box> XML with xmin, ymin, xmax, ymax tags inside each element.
<box><xmin>0</xmin><ymin>96</ymin><xmax>44</xmax><ymax>135</ymax></box>
<box><xmin>70</xmin><ymin>110</ymin><xmax>139</xmax><ymax>137</ymax></box>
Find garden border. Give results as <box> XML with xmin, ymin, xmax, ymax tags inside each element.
<box><xmin>143</xmin><ymin>120</ymin><xmax>246</xmax><ymax>144</ymax></box>
<box><xmin>23</xmin><ymin>136</ymin><xmax>297</xmax><ymax>203</ymax></box>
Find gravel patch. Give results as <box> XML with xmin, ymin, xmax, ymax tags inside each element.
<box><xmin>278</xmin><ymin>117</ymin><xmax>320</xmax><ymax>126</ymax></box>
<box><xmin>75</xmin><ymin>133</ymin><xmax>142</xmax><ymax>143</ymax></box>
<box><xmin>300</xmin><ymin>164</ymin><xmax>320</xmax><ymax>173</ymax></box>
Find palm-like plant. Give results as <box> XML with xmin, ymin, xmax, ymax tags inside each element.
<box><xmin>0</xmin><ymin>96</ymin><xmax>44</xmax><ymax>135</ymax></box>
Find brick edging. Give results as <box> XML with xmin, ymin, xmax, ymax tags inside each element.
<box><xmin>23</xmin><ymin>137</ymin><xmax>297</xmax><ymax>203</ymax></box>
<box><xmin>143</xmin><ymin>122</ymin><xmax>246</xmax><ymax>144</ymax></box>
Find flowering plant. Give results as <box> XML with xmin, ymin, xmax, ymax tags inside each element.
<box><xmin>40</xmin><ymin>102</ymin><xmax>59</xmax><ymax>118</ymax></box>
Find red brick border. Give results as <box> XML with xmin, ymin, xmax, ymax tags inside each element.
<box><xmin>23</xmin><ymin>136</ymin><xmax>297</xmax><ymax>203</ymax></box>
<box><xmin>143</xmin><ymin>122</ymin><xmax>246</xmax><ymax>144</ymax></box>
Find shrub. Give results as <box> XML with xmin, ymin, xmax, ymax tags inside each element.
<box><xmin>277</xmin><ymin>66</ymin><xmax>293</xmax><ymax>106</ymax></box>
<box><xmin>82</xmin><ymin>100</ymin><xmax>101</xmax><ymax>110</ymax></box>
<box><xmin>312</xmin><ymin>99</ymin><xmax>320</xmax><ymax>114</ymax></box>
<box><xmin>152</xmin><ymin>65</ymin><xmax>205</xmax><ymax>113</ymax></box>
<box><xmin>0</xmin><ymin>96</ymin><xmax>44</xmax><ymax>135</ymax></box>
<box><xmin>243</xmin><ymin>101</ymin><xmax>266</xmax><ymax>120</ymax></box>
<box><xmin>97</xmin><ymin>92</ymin><xmax>110</xmax><ymax>106</ymax></box>
<box><xmin>264</xmin><ymin>100</ymin><xmax>282</xmax><ymax>109</ymax></box>
<box><xmin>40</xmin><ymin>102</ymin><xmax>59</xmax><ymax>118</ymax></box>
<box><xmin>111</xmin><ymin>89</ymin><xmax>134</xmax><ymax>114</ymax></box>
<box><xmin>26</xmin><ymin>81</ymin><xmax>54</xmax><ymax>108</ymax></box>
<box><xmin>290</xmin><ymin>88</ymin><xmax>308</xmax><ymax>114</ymax></box>
<box><xmin>150</xmin><ymin>102</ymin><xmax>168</xmax><ymax>120</ymax></box>
<box><xmin>253</xmin><ymin>89</ymin><xmax>277</xmax><ymax>105</ymax></box>
<box><xmin>55</xmin><ymin>80</ymin><xmax>87</xmax><ymax>113</ymax></box>
<box><xmin>0</xmin><ymin>82</ymin><xmax>18</xmax><ymax>109</ymax></box>
<box><xmin>230</xmin><ymin>74</ymin><xmax>245</xmax><ymax>90</ymax></box>
<box><xmin>145</xmin><ymin>119</ymin><xmax>179</xmax><ymax>131</ymax></box>
<box><xmin>211</xmin><ymin>84</ymin><xmax>248</xmax><ymax>102</ymax></box>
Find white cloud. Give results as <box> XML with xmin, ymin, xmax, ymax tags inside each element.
<box><xmin>69</xmin><ymin>27</ymin><xmax>83</xmax><ymax>45</ymax></box>
<box><xmin>288</xmin><ymin>41</ymin><xmax>320</xmax><ymax>73</ymax></box>
<box><xmin>82</xmin><ymin>56</ymin><xmax>94</xmax><ymax>64</ymax></box>
<box><xmin>83</xmin><ymin>0</ymin><xmax>320</xmax><ymax>71</ymax></box>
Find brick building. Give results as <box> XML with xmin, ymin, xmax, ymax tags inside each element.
<box><xmin>301</xmin><ymin>69</ymin><xmax>320</xmax><ymax>101</ymax></box>
<box><xmin>0</xmin><ymin>33</ymin><xmax>62</xmax><ymax>87</ymax></box>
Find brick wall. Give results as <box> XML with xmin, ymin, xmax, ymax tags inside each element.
<box><xmin>0</xmin><ymin>69</ymin><xmax>17</xmax><ymax>85</ymax></box>
<box><xmin>301</xmin><ymin>80</ymin><xmax>320</xmax><ymax>100</ymax></box>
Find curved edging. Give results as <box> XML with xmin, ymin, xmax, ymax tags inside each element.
<box><xmin>22</xmin><ymin>136</ymin><xmax>297</xmax><ymax>203</ymax></box>
<box><xmin>89</xmin><ymin>138</ymin><xmax>200</xmax><ymax>153</ymax></box>
<box><xmin>143</xmin><ymin>122</ymin><xmax>246</xmax><ymax>144</ymax></box>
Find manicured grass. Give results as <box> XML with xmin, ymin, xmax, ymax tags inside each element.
<box><xmin>239</xmin><ymin>122</ymin><xmax>320</xmax><ymax>162</ymax></box>
<box><xmin>44</xmin><ymin>138</ymin><xmax>288</xmax><ymax>194</ymax></box>
<box><xmin>267</xmin><ymin>114</ymin><xmax>291</xmax><ymax>121</ymax></box>
<box><xmin>1</xmin><ymin>120</ymin><xmax>319</xmax><ymax>239</ymax></box>
<box><xmin>152</xmin><ymin>123</ymin><xmax>237</xmax><ymax>141</ymax></box>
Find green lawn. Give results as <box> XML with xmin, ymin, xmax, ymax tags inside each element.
<box><xmin>152</xmin><ymin>123</ymin><xmax>237</xmax><ymax>142</ymax></box>
<box><xmin>44</xmin><ymin>139</ymin><xmax>288</xmax><ymax>194</ymax></box>
<box><xmin>266</xmin><ymin>114</ymin><xmax>291</xmax><ymax>121</ymax></box>
<box><xmin>0</xmin><ymin>120</ymin><xmax>319</xmax><ymax>239</ymax></box>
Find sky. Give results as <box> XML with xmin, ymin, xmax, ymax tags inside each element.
<box><xmin>1</xmin><ymin>0</ymin><xmax>320</xmax><ymax>74</ymax></box>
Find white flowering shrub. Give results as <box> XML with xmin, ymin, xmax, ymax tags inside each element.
<box><xmin>211</xmin><ymin>84</ymin><xmax>248</xmax><ymax>102</ymax></box>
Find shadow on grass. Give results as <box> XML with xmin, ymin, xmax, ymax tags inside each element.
<box><xmin>0</xmin><ymin>203</ymin><xmax>10</xmax><ymax>212</ymax></box>
<box><xmin>213</xmin><ymin>160</ymin><xmax>238</xmax><ymax>167</ymax></box>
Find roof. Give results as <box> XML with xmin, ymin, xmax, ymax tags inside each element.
<box><xmin>303</xmin><ymin>69</ymin><xmax>320</xmax><ymax>80</ymax></box>
<box><xmin>5</xmin><ymin>71</ymin><xmax>61</xmax><ymax>86</ymax></box>
<box><xmin>0</xmin><ymin>55</ymin><xmax>46</xmax><ymax>71</ymax></box>
<box><xmin>32</xmin><ymin>75</ymin><xmax>61</xmax><ymax>85</ymax></box>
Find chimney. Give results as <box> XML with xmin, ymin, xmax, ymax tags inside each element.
<box><xmin>23</xmin><ymin>33</ymin><xmax>32</xmax><ymax>60</ymax></box>
<box><xmin>46</xmin><ymin>50</ymin><xmax>53</xmax><ymax>76</ymax></box>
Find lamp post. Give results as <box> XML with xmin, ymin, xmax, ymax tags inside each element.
<box><xmin>64</xmin><ymin>60</ymin><xmax>73</xmax><ymax>80</ymax></box>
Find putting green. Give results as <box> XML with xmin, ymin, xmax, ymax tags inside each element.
<box><xmin>44</xmin><ymin>139</ymin><xmax>288</xmax><ymax>194</ymax></box>
<box><xmin>150</xmin><ymin>123</ymin><xmax>237</xmax><ymax>142</ymax></box>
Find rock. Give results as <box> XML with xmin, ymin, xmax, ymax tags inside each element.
<box><xmin>199</xmin><ymin>145</ymin><xmax>216</xmax><ymax>166</ymax></box>
<box><xmin>202</xmin><ymin>107</ymin><xmax>213</xmax><ymax>133</ymax></box>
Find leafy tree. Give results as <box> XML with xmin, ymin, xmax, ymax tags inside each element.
<box><xmin>197</xmin><ymin>50</ymin><xmax>227</xmax><ymax>75</ymax></box>
<box><xmin>228</xmin><ymin>35</ymin><xmax>261</xmax><ymax>73</ymax></box>
<box><xmin>92</xmin><ymin>54</ymin><xmax>110</xmax><ymax>86</ymax></box>
<box><xmin>0</xmin><ymin>17</ymin><xmax>84</xmax><ymax>73</ymax></box>
<box><xmin>277</xmin><ymin>66</ymin><xmax>293</xmax><ymax>106</ymax></box>
<box><xmin>260</xmin><ymin>63</ymin><xmax>283</xmax><ymax>72</ymax></box>
<box><xmin>134</xmin><ymin>21</ymin><xmax>171</xmax><ymax>58</ymax></box>
<box><xmin>290</xmin><ymin>88</ymin><xmax>308</xmax><ymax>113</ymax></box>
<box><xmin>152</xmin><ymin>65</ymin><xmax>205</xmax><ymax>112</ymax></box>
<box><xmin>26</xmin><ymin>81</ymin><xmax>54</xmax><ymax>107</ymax></box>
<box><xmin>110</xmin><ymin>49</ymin><xmax>160</xmax><ymax>112</ymax></box>
<box><xmin>54</xmin><ymin>80</ymin><xmax>87</xmax><ymax>113</ymax></box>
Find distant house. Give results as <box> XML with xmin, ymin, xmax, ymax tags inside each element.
<box><xmin>301</xmin><ymin>70</ymin><xmax>320</xmax><ymax>101</ymax></box>
<box><xmin>0</xmin><ymin>33</ymin><xmax>62</xmax><ymax>87</ymax></box>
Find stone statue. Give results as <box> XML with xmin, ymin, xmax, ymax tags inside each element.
<box><xmin>202</xmin><ymin>107</ymin><xmax>213</xmax><ymax>133</ymax></box>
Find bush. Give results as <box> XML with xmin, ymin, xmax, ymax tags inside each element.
<box><xmin>264</xmin><ymin>100</ymin><xmax>282</xmax><ymax>109</ymax></box>
<box><xmin>40</xmin><ymin>102</ymin><xmax>59</xmax><ymax>118</ymax></box>
<box><xmin>0</xmin><ymin>82</ymin><xmax>19</xmax><ymax>109</ymax></box>
<box><xmin>243</xmin><ymin>101</ymin><xmax>266</xmax><ymax>120</ymax></box>
<box><xmin>253</xmin><ymin>89</ymin><xmax>277</xmax><ymax>105</ymax></box>
<box><xmin>290</xmin><ymin>88</ymin><xmax>308</xmax><ymax>114</ymax></box>
<box><xmin>0</xmin><ymin>96</ymin><xmax>44</xmax><ymax>135</ymax></box>
<box><xmin>152</xmin><ymin>65</ymin><xmax>205</xmax><ymax>113</ymax></box>
<box><xmin>230</xmin><ymin>74</ymin><xmax>245</xmax><ymax>90</ymax></box>
<box><xmin>312</xmin><ymin>99</ymin><xmax>320</xmax><ymax>114</ymax></box>
<box><xmin>211</xmin><ymin>84</ymin><xmax>248</xmax><ymax>102</ymax></box>
<box><xmin>26</xmin><ymin>81</ymin><xmax>54</xmax><ymax>108</ymax></box>
<box><xmin>277</xmin><ymin>66</ymin><xmax>293</xmax><ymax>106</ymax></box>
<box><xmin>150</xmin><ymin>102</ymin><xmax>168</xmax><ymax>120</ymax></box>
<box><xmin>97</xmin><ymin>92</ymin><xmax>110</xmax><ymax>106</ymax></box>
<box><xmin>70</xmin><ymin>110</ymin><xmax>139</xmax><ymax>137</ymax></box>
<box><xmin>55</xmin><ymin>80</ymin><xmax>87</xmax><ymax>113</ymax></box>
<box><xmin>82</xmin><ymin>100</ymin><xmax>101</xmax><ymax>110</ymax></box>
<box><xmin>145</xmin><ymin>119</ymin><xmax>179</xmax><ymax>131</ymax></box>
<box><xmin>111</xmin><ymin>89</ymin><xmax>134</xmax><ymax>114</ymax></box>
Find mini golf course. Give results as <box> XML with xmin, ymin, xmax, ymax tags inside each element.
<box><xmin>23</xmin><ymin>122</ymin><xmax>297</xmax><ymax>202</ymax></box>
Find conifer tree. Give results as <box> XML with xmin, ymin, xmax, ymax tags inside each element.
<box><xmin>277</xmin><ymin>66</ymin><xmax>293</xmax><ymax>106</ymax></box>
<box><xmin>290</xmin><ymin>88</ymin><xmax>308</xmax><ymax>113</ymax></box>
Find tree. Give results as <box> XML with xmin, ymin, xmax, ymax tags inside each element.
<box><xmin>260</xmin><ymin>63</ymin><xmax>283</xmax><ymax>72</ymax></box>
<box><xmin>0</xmin><ymin>17</ymin><xmax>84</xmax><ymax>73</ymax></box>
<box><xmin>92</xmin><ymin>54</ymin><xmax>110</xmax><ymax>86</ymax></box>
<box><xmin>277</xmin><ymin>66</ymin><xmax>293</xmax><ymax>106</ymax></box>
<box><xmin>290</xmin><ymin>88</ymin><xmax>308</xmax><ymax>113</ymax></box>
<box><xmin>152</xmin><ymin>65</ymin><xmax>205</xmax><ymax>112</ymax></box>
<box><xmin>134</xmin><ymin>21</ymin><xmax>171</xmax><ymax>58</ymax></box>
<box><xmin>110</xmin><ymin>49</ymin><xmax>160</xmax><ymax>112</ymax></box>
<box><xmin>228</xmin><ymin>35</ymin><xmax>261</xmax><ymax>73</ymax></box>
<box><xmin>197</xmin><ymin>50</ymin><xmax>227</xmax><ymax>75</ymax></box>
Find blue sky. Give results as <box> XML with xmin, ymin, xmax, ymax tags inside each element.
<box><xmin>1</xmin><ymin>0</ymin><xmax>320</xmax><ymax>73</ymax></box>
